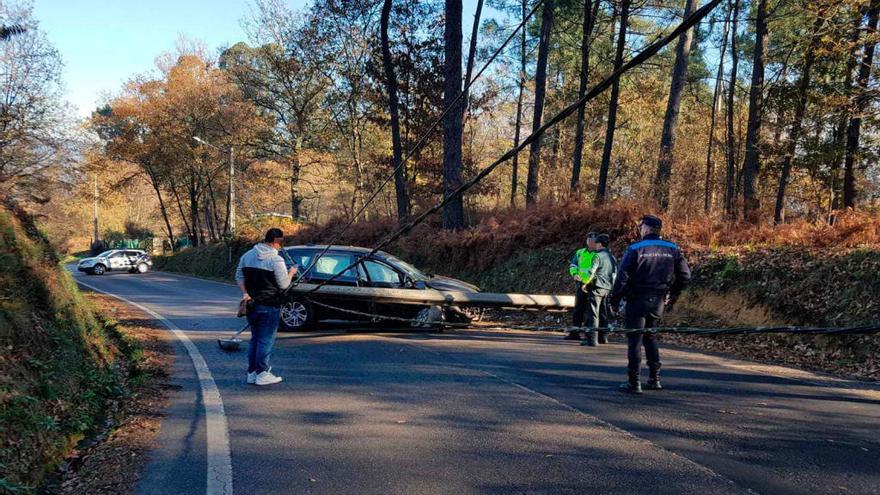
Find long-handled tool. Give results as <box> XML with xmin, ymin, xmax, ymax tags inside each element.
<box><xmin>218</xmin><ymin>324</ymin><xmax>249</xmax><ymax>351</ymax></box>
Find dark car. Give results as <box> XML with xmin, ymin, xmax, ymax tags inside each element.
<box><xmin>278</xmin><ymin>245</ymin><xmax>481</xmax><ymax>331</ymax></box>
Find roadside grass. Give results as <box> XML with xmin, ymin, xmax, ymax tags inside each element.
<box><xmin>0</xmin><ymin>202</ymin><xmax>162</xmax><ymax>493</ymax></box>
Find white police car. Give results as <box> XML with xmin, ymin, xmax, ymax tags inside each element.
<box><xmin>77</xmin><ymin>249</ymin><xmax>152</xmax><ymax>275</ymax></box>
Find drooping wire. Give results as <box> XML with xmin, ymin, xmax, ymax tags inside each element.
<box><xmin>291</xmin><ymin>0</ymin><xmax>548</xmax><ymax>284</ymax></box>
<box><xmin>302</xmin><ymin>0</ymin><xmax>724</xmax><ymax>296</ymax></box>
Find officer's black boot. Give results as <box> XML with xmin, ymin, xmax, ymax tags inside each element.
<box><xmin>619</xmin><ymin>370</ymin><xmax>642</xmax><ymax>394</ymax></box>
<box><xmin>580</xmin><ymin>330</ymin><xmax>598</xmax><ymax>346</ymax></box>
<box><xmin>645</xmin><ymin>363</ymin><xmax>663</xmax><ymax>390</ymax></box>
<box><xmin>598</xmin><ymin>331</ymin><xmax>608</xmax><ymax>344</ymax></box>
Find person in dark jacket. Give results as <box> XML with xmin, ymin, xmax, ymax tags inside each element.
<box><xmin>610</xmin><ymin>215</ymin><xmax>691</xmax><ymax>394</ymax></box>
<box><xmin>235</xmin><ymin>228</ymin><xmax>297</xmax><ymax>386</ymax></box>
<box><xmin>580</xmin><ymin>233</ymin><xmax>617</xmax><ymax>347</ymax></box>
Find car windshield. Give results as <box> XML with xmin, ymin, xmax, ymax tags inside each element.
<box><xmin>383</xmin><ymin>255</ymin><xmax>427</xmax><ymax>280</ymax></box>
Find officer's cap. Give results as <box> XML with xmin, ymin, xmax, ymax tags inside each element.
<box><xmin>586</xmin><ymin>231</ymin><xmax>599</xmax><ymax>241</ymax></box>
<box><xmin>640</xmin><ymin>215</ymin><xmax>662</xmax><ymax>229</ymax></box>
<box><xmin>596</xmin><ymin>233</ymin><xmax>610</xmax><ymax>246</ymax></box>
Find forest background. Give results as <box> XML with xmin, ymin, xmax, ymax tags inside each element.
<box><xmin>2</xmin><ymin>0</ymin><xmax>879</xmax><ymax>253</ymax></box>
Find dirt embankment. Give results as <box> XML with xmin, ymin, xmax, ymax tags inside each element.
<box><xmin>0</xmin><ymin>203</ymin><xmax>172</xmax><ymax>493</ymax></box>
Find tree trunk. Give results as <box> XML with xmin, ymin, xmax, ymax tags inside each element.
<box><xmin>843</xmin><ymin>0</ymin><xmax>880</xmax><ymax>209</ymax></box>
<box><xmin>570</xmin><ymin>0</ymin><xmax>600</xmax><ymax>195</ymax></box>
<box><xmin>170</xmin><ymin>178</ymin><xmax>193</xmax><ymax>243</ymax></box>
<box><xmin>462</xmin><ymin>0</ymin><xmax>484</xmax><ymax>123</ymax></box>
<box><xmin>443</xmin><ymin>0</ymin><xmax>466</xmax><ymax>229</ymax></box>
<box><xmin>724</xmin><ymin>0</ymin><xmax>739</xmax><ymax>217</ymax></box>
<box><xmin>525</xmin><ymin>0</ymin><xmax>556</xmax><ymax>205</ymax></box>
<box><xmin>653</xmin><ymin>0</ymin><xmax>699</xmax><ymax>209</ymax></box>
<box><xmin>740</xmin><ymin>0</ymin><xmax>769</xmax><ymax>221</ymax></box>
<box><xmin>829</xmin><ymin>10</ymin><xmax>862</xmax><ymax>223</ymax></box>
<box><xmin>510</xmin><ymin>0</ymin><xmax>528</xmax><ymax>208</ymax></box>
<box><xmin>773</xmin><ymin>9</ymin><xmax>825</xmax><ymax>224</ymax></box>
<box><xmin>146</xmin><ymin>164</ymin><xmax>175</xmax><ymax>249</ymax></box>
<box><xmin>704</xmin><ymin>4</ymin><xmax>730</xmax><ymax>213</ymax></box>
<box><xmin>596</xmin><ymin>0</ymin><xmax>629</xmax><ymax>204</ymax></box>
<box><xmin>290</xmin><ymin>136</ymin><xmax>303</xmax><ymax>220</ymax></box>
<box><xmin>381</xmin><ymin>0</ymin><xmax>410</xmax><ymax>223</ymax></box>
<box><xmin>188</xmin><ymin>180</ymin><xmax>201</xmax><ymax>247</ymax></box>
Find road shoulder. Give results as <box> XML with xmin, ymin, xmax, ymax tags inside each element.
<box><xmin>55</xmin><ymin>294</ymin><xmax>175</xmax><ymax>494</ymax></box>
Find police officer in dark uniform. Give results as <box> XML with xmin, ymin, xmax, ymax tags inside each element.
<box><xmin>609</xmin><ymin>215</ymin><xmax>691</xmax><ymax>394</ymax></box>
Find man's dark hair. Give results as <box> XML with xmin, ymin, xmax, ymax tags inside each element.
<box><xmin>264</xmin><ymin>228</ymin><xmax>284</xmax><ymax>243</ymax></box>
<box><xmin>596</xmin><ymin>234</ymin><xmax>610</xmax><ymax>247</ymax></box>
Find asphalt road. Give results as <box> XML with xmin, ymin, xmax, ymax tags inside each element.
<box><xmin>69</xmin><ymin>267</ymin><xmax>880</xmax><ymax>495</ymax></box>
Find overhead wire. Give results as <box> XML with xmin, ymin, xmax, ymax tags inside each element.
<box><xmin>302</xmin><ymin>0</ymin><xmax>725</xmax><ymax>296</ymax></box>
<box><xmin>291</xmin><ymin>0</ymin><xmax>548</xmax><ymax>285</ymax></box>
<box><xmin>306</xmin><ymin>298</ymin><xmax>880</xmax><ymax>336</ymax></box>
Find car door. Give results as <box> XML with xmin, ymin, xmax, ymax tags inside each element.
<box><xmin>107</xmin><ymin>251</ymin><xmax>127</xmax><ymax>270</ymax></box>
<box><xmin>122</xmin><ymin>251</ymin><xmax>139</xmax><ymax>269</ymax></box>
<box><xmin>362</xmin><ymin>258</ymin><xmax>417</xmax><ymax>321</ymax></box>
<box><xmin>292</xmin><ymin>250</ymin><xmax>371</xmax><ymax>321</ymax></box>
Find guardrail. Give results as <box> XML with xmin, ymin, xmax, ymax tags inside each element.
<box><xmin>287</xmin><ymin>283</ymin><xmax>575</xmax><ymax>311</ymax></box>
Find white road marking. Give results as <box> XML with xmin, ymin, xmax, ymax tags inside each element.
<box><xmin>76</xmin><ymin>279</ymin><xmax>234</xmax><ymax>495</ymax></box>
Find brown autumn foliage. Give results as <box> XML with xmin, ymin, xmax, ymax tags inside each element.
<box><xmin>281</xmin><ymin>200</ymin><xmax>880</xmax><ymax>273</ymax></box>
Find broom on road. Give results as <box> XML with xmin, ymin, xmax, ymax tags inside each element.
<box><xmin>218</xmin><ymin>324</ymin><xmax>249</xmax><ymax>351</ymax></box>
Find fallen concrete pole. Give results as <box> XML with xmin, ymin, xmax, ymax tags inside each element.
<box><xmin>288</xmin><ymin>283</ymin><xmax>575</xmax><ymax>311</ymax></box>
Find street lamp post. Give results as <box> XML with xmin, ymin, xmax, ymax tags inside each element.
<box><xmin>193</xmin><ymin>136</ymin><xmax>235</xmax><ymax>236</ymax></box>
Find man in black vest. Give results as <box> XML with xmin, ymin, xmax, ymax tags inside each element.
<box><xmin>235</xmin><ymin>228</ymin><xmax>297</xmax><ymax>386</ymax></box>
<box><xmin>610</xmin><ymin>215</ymin><xmax>691</xmax><ymax>394</ymax></box>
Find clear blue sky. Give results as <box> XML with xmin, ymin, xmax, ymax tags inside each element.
<box><xmin>34</xmin><ymin>0</ymin><xmax>484</xmax><ymax>117</ymax></box>
<box><xmin>35</xmin><ymin>0</ymin><xmax>269</xmax><ymax>116</ymax></box>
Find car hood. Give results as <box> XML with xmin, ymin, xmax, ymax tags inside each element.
<box><xmin>425</xmin><ymin>275</ymin><xmax>480</xmax><ymax>293</ymax></box>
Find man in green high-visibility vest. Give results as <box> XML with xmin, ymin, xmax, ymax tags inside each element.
<box><xmin>565</xmin><ymin>233</ymin><xmax>598</xmax><ymax>340</ymax></box>
<box><xmin>580</xmin><ymin>233</ymin><xmax>617</xmax><ymax>347</ymax></box>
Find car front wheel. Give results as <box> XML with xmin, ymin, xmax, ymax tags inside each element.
<box><xmin>92</xmin><ymin>264</ymin><xmax>106</xmax><ymax>275</ymax></box>
<box><xmin>280</xmin><ymin>299</ymin><xmax>315</xmax><ymax>331</ymax></box>
<box><xmin>136</xmin><ymin>263</ymin><xmax>149</xmax><ymax>273</ymax></box>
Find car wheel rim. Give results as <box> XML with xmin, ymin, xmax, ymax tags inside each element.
<box><xmin>281</xmin><ymin>301</ymin><xmax>308</xmax><ymax>328</ymax></box>
<box><xmin>138</xmin><ymin>263</ymin><xmax>148</xmax><ymax>273</ymax></box>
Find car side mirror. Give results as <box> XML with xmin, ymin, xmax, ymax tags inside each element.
<box><xmin>412</xmin><ymin>280</ymin><xmax>427</xmax><ymax>290</ymax></box>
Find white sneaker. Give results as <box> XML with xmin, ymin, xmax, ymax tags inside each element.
<box><xmin>247</xmin><ymin>372</ymin><xmax>257</xmax><ymax>384</ymax></box>
<box><xmin>255</xmin><ymin>371</ymin><xmax>282</xmax><ymax>386</ymax></box>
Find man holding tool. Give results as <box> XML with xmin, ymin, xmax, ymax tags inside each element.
<box><xmin>610</xmin><ymin>215</ymin><xmax>691</xmax><ymax>394</ymax></box>
<box><xmin>235</xmin><ymin>228</ymin><xmax>297</xmax><ymax>386</ymax></box>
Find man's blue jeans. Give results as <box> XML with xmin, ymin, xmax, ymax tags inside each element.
<box><xmin>246</xmin><ymin>304</ymin><xmax>280</xmax><ymax>374</ymax></box>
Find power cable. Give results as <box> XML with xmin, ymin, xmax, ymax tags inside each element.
<box><xmin>302</xmin><ymin>0</ymin><xmax>724</xmax><ymax>296</ymax></box>
<box><xmin>305</xmin><ymin>298</ymin><xmax>880</xmax><ymax>336</ymax></box>
<box><xmin>292</xmin><ymin>0</ymin><xmax>548</xmax><ymax>284</ymax></box>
